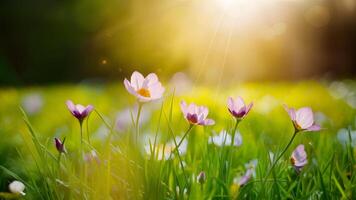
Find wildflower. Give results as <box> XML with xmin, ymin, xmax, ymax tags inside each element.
<box><xmin>22</xmin><ymin>93</ymin><xmax>43</xmax><ymax>115</ymax></box>
<box><xmin>66</xmin><ymin>100</ymin><xmax>94</xmax><ymax>123</ymax></box>
<box><xmin>337</xmin><ymin>128</ymin><xmax>356</xmax><ymax>147</ymax></box>
<box><xmin>284</xmin><ymin>105</ymin><xmax>321</xmax><ymax>132</ymax></box>
<box><xmin>227</xmin><ymin>96</ymin><xmax>253</xmax><ymax>119</ymax></box>
<box><xmin>9</xmin><ymin>181</ymin><xmax>25</xmax><ymax>196</ymax></box>
<box><xmin>234</xmin><ymin>159</ymin><xmax>258</xmax><ymax>186</ymax></box>
<box><xmin>144</xmin><ymin>136</ymin><xmax>188</xmax><ymax>160</ymax></box>
<box><xmin>291</xmin><ymin>144</ymin><xmax>308</xmax><ymax>172</ymax></box>
<box><xmin>197</xmin><ymin>171</ymin><xmax>206</xmax><ymax>184</ymax></box>
<box><xmin>235</xmin><ymin>168</ymin><xmax>253</xmax><ymax>186</ymax></box>
<box><xmin>115</xmin><ymin>106</ymin><xmax>151</xmax><ymax>132</ymax></box>
<box><xmin>54</xmin><ymin>137</ymin><xmax>66</xmax><ymax>153</ymax></box>
<box><xmin>209</xmin><ymin>130</ymin><xmax>242</xmax><ymax>146</ymax></box>
<box><xmin>180</xmin><ymin>101</ymin><xmax>215</xmax><ymax>126</ymax></box>
<box><xmin>124</xmin><ymin>71</ymin><xmax>165</xmax><ymax>102</ymax></box>
<box><xmin>245</xmin><ymin>159</ymin><xmax>258</xmax><ymax>177</ymax></box>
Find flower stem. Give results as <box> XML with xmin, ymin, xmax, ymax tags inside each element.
<box><xmin>227</xmin><ymin>119</ymin><xmax>240</xmax><ymax>181</ymax></box>
<box><xmin>230</xmin><ymin>119</ymin><xmax>240</xmax><ymax>146</ymax></box>
<box><xmin>80</xmin><ymin>121</ymin><xmax>83</xmax><ymax>157</ymax></box>
<box><xmin>264</xmin><ymin>130</ymin><xmax>298</xmax><ymax>180</ymax></box>
<box><xmin>176</xmin><ymin>125</ymin><xmax>193</xmax><ymax>149</ymax></box>
<box><xmin>57</xmin><ymin>153</ymin><xmax>62</xmax><ymax>172</ymax></box>
<box><xmin>172</xmin><ymin>125</ymin><xmax>193</xmax><ymax>189</ymax></box>
<box><xmin>135</xmin><ymin>103</ymin><xmax>143</xmax><ymax>145</ymax></box>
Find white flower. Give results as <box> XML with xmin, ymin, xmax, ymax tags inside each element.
<box><xmin>9</xmin><ymin>180</ymin><xmax>25</xmax><ymax>196</ymax></box>
<box><xmin>144</xmin><ymin>136</ymin><xmax>188</xmax><ymax>160</ymax></box>
<box><xmin>244</xmin><ymin>159</ymin><xmax>258</xmax><ymax>177</ymax></box>
<box><xmin>337</xmin><ymin>128</ymin><xmax>356</xmax><ymax>147</ymax></box>
<box><xmin>22</xmin><ymin>93</ymin><xmax>43</xmax><ymax>115</ymax></box>
<box><xmin>115</xmin><ymin>106</ymin><xmax>152</xmax><ymax>132</ymax></box>
<box><xmin>209</xmin><ymin>130</ymin><xmax>242</xmax><ymax>147</ymax></box>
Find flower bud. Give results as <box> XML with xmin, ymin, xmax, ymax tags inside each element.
<box><xmin>54</xmin><ymin>138</ymin><xmax>66</xmax><ymax>153</ymax></box>
<box><xmin>9</xmin><ymin>180</ymin><xmax>25</xmax><ymax>196</ymax></box>
<box><xmin>197</xmin><ymin>171</ymin><xmax>206</xmax><ymax>184</ymax></box>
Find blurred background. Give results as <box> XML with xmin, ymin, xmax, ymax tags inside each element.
<box><xmin>0</xmin><ymin>0</ymin><xmax>356</xmax><ymax>86</ymax></box>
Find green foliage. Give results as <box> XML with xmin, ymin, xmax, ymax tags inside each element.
<box><xmin>0</xmin><ymin>81</ymin><xmax>355</xmax><ymax>199</ymax></box>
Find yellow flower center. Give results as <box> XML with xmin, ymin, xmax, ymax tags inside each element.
<box><xmin>137</xmin><ymin>88</ymin><xmax>151</xmax><ymax>97</ymax></box>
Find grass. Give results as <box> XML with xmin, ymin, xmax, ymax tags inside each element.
<box><xmin>0</xmin><ymin>80</ymin><xmax>355</xmax><ymax>199</ymax></box>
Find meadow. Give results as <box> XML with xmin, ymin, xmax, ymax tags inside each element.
<box><xmin>0</xmin><ymin>73</ymin><xmax>355</xmax><ymax>199</ymax></box>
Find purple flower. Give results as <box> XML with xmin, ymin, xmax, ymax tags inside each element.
<box><xmin>124</xmin><ymin>71</ymin><xmax>165</xmax><ymax>102</ymax></box>
<box><xmin>227</xmin><ymin>96</ymin><xmax>253</xmax><ymax>119</ymax></box>
<box><xmin>284</xmin><ymin>105</ymin><xmax>321</xmax><ymax>132</ymax></box>
<box><xmin>236</xmin><ymin>168</ymin><xmax>253</xmax><ymax>186</ymax></box>
<box><xmin>235</xmin><ymin>159</ymin><xmax>258</xmax><ymax>186</ymax></box>
<box><xmin>66</xmin><ymin>100</ymin><xmax>94</xmax><ymax>122</ymax></box>
<box><xmin>180</xmin><ymin>101</ymin><xmax>215</xmax><ymax>126</ymax></box>
<box><xmin>54</xmin><ymin>138</ymin><xmax>66</xmax><ymax>153</ymax></box>
<box><xmin>291</xmin><ymin>144</ymin><xmax>308</xmax><ymax>172</ymax></box>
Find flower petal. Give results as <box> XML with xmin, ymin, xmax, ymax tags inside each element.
<box><xmin>130</xmin><ymin>71</ymin><xmax>145</xmax><ymax>90</ymax></box>
<box><xmin>245</xmin><ymin>102</ymin><xmax>253</xmax><ymax>114</ymax></box>
<box><xmin>83</xmin><ymin>105</ymin><xmax>94</xmax><ymax>116</ymax></box>
<box><xmin>200</xmin><ymin>118</ymin><xmax>215</xmax><ymax>126</ymax></box>
<box><xmin>283</xmin><ymin>104</ymin><xmax>296</xmax><ymax>121</ymax></box>
<box><xmin>180</xmin><ymin>101</ymin><xmax>188</xmax><ymax>116</ymax></box>
<box><xmin>306</xmin><ymin>124</ymin><xmax>321</xmax><ymax>132</ymax></box>
<box><xmin>124</xmin><ymin>79</ymin><xmax>137</xmax><ymax>96</ymax></box>
<box><xmin>66</xmin><ymin>100</ymin><xmax>77</xmax><ymax>114</ymax></box>
<box><xmin>296</xmin><ymin>107</ymin><xmax>314</xmax><ymax>129</ymax></box>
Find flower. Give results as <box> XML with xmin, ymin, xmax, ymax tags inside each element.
<box><xmin>66</xmin><ymin>100</ymin><xmax>94</xmax><ymax>122</ymax></box>
<box><xmin>54</xmin><ymin>137</ymin><xmax>66</xmax><ymax>153</ymax></box>
<box><xmin>291</xmin><ymin>144</ymin><xmax>308</xmax><ymax>172</ymax></box>
<box><xmin>124</xmin><ymin>71</ymin><xmax>165</xmax><ymax>102</ymax></box>
<box><xmin>209</xmin><ymin>130</ymin><xmax>242</xmax><ymax>146</ymax></box>
<box><xmin>234</xmin><ymin>168</ymin><xmax>253</xmax><ymax>186</ymax></box>
<box><xmin>144</xmin><ymin>136</ymin><xmax>188</xmax><ymax>160</ymax></box>
<box><xmin>115</xmin><ymin>106</ymin><xmax>152</xmax><ymax>132</ymax></box>
<box><xmin>234</xmin><ymin>159</ymin><xmax>258</xmax><ymax>187</ymax></box>
<box><xmin>284</xmin><ymin>105</ymin><xmax>321</xmax><ymax>132</ymax></box>
<box><xmin>9</xmin><ymin>181</ymin><xmax>25</xmax><ymax>196</ymax></box>
<box><xmin>21</xmin><ymin>93</ymin><xmax>43</xmax><ymax>115</ymax></box>
<box><xmin>227</xmin><ymin>96</ymin><xmax>253</xmax><ymax>119</ymax></box>
<box><xmin>180</xmin><ymin>101</ymin><xmax>215</xmax><ymax>126</ymax></box>
<box><xmin>337</xmin><ymin>128</ymin><xmax>356</xmax><ymax>147</ymax></box>
<box><xmin>197</xmin><ymin>171</ymin><xmax>206</xmax><ymax>184</ymax></box>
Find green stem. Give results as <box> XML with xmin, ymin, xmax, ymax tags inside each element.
<box><xmin>80</xmin><ymin>121</ymin><xmax>83</xmax><ymax>157</ymax></box>
<box><xmin>265</xmin><ymin>130</ymin><xmax>298</xmax><ymax>179</ymax></box>
<box><xmin>86</xmin><ymin>114</ymin><xmax>91</xmax><ymax>144</ymax></box>
<box><xmin>170</xmin><ymin>125</ymin><xmax>194</xmax><ymax>188</ymax></box>
<box><xmin>135</xmin><ymin>103</ymin><xmax>143</xmax><ymax>145</ymax></box>
<box><xmin>57</xmin><ymin>153</ymin><xmax>62</xmax><ymax>172</ymax></box>
<box><xmin>176</xmin><ymin>125</ymin><xmax>193</xmax><ymax>149</ymax></box>
<box><xmin>227</xmin><ymin>119</ymin><xmax>240</xmax><ymax>181</ymax></box>
<box><xmin>230</xmin><ymin>119</ymin><xmax>240</xmax><ymax>146</ymax></box>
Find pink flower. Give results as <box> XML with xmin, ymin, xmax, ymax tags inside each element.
<box><xmin>54</xmin><ymin>138</ymin><xmax>66</xmax><ymax>153</ymax></box>
<box><xmin>124</xmin><ymin>71</ymin><xmax>165</xmax><ymax>102</ymax></box>
<box><xmin>236</xmin><ymin>168</ymin><xmax>253</xmax><ymax>186</ymax></box>
<box><xmin>227</xmin><ymin>96</ymin><xmax>253</xmax><ymax>119</ymax></box>
<box><xmin>66</xmin><ymin>100</ymin><xmax>94</xmax><ymax>122</ymax></box>
<box><xmin>291</xmin><ymin>144</ymin><xmax>308</xmax><ymax>172</ymax></box>
<box><xmin>180</xmin><ymin>101</ymin><xmax>215</xmax><ymax>126</ymax></box>
<box><xmin>284</xmin><ymin>105</ymin><xmax>321</xmax><ymax>132</ymax></box>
